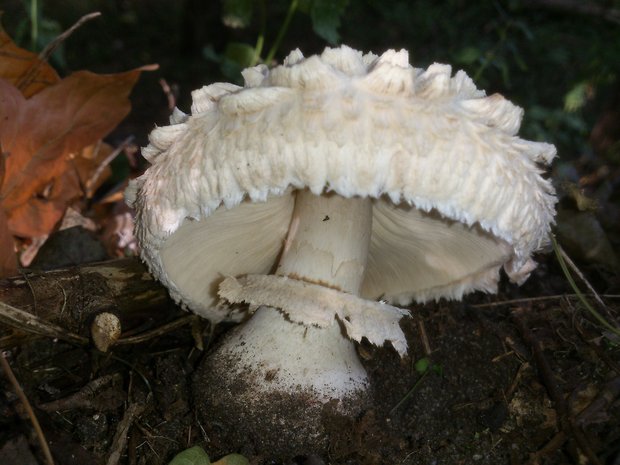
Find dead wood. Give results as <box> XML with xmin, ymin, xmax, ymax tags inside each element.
<box><xmin>0</xmin><ymin>258</ymin><xmax>175</xmax><ymax>348</ymax></box>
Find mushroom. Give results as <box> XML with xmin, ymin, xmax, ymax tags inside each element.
<box><xmin>91</xmin><ymin>312</ymin><xmax>121</xmax><ymax>352</ymax></box>
<box><xmin>126</xmin><ymin>45</ymin><xmax>556</xmax><ymax>454</ymax></box>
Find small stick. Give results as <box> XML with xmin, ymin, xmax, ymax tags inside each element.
<box><xmin>106</xmin><ymin>401</ymin><xmax>147</xmax><ymax>465</ymax></box>
<box><xmin>576</xmin><ymin>376</ymin><xmax>620</xmax><ymax>427</ymax></box>
<box><xmin>556</xmin><ymin>244</ymin><xmax>607</xmax><ymax>309</ymax></box>
<box><xmin>512</xmin><ymin>308</ymin><xmax>603</xmax><ymax>465</ymax></box>
<box><xmin>159</xmin><ymin>78</ymin><xmax>176</xmax><ymax>111</ymax></box>
<box><xmin>39</xmin><ymin>373</ymin><xmax>122</xmax><ymax>412</ymax></box>
<box><xmin>527</xmin><ymin>431</ymin><xmax>566</xmax><ymax>465</ymax></box>
<box><xmin>114</xmin><ymin>315</ymin><xmax>196</xmax><ymax>347</ymax></box>
<box><xmin>17</xmin><ymin>12</ymin><xmax>102</xmax><ymax>92</ymax></box>
<box><xmin>0</xmin><ymin>301</ymin><xmax>88</xmax><ymax>346</ymax></box>
<box><xmin>85</xmin><ymin>136</ymin><xmax>134</xmax><ymax>198</ymax></box>
<box><xmin>417</xmin><ymin>318</ymin><xmax>432</xmax><ymax>356</ymax></box>
<box><xmin>0</xmin><ymin>352</ymin><xmax>55</xmax><ymax>465</ymax></box>
<box><xmin>38</xmin><ymin>12</ymin><xmax>102</xmax><ymax>62</ymax></box>
<box><xmin>470</xmin><ymin>294</ymin><xmax>620</xmax><ymax>309</ymax></box>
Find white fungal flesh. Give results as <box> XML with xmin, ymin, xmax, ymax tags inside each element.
<box><xmin>127</xmin><ymin>46</ymin><xmax>558</xmax><ymax>403</ymax></box>
<box><xmin>215</xmin><ymin>305</ymin><xmax>368</xmax><ymax>401</ymax></box>
<box><xmin>91</xmin><ymin>312</ymin><xmax>121</xmax><ymax>352</ymax></box>
<box><xmin>215</xmin><ymin>191</ymin><xmax>376</xmax><ymax>398</ymax></box>
<box><xmin>158</xmin><ymin>192</ymin><xmax>294</xmax><ymax>321</ymax></box>
<box><xmin>219</xmin><ymin>274</ymin><xmax>409</xmax><ymax>356</ymax></box>
<box><xmin>128</xmin><ymin>46</ymin><xmax>556</xmax><ymax>327</ymax></box>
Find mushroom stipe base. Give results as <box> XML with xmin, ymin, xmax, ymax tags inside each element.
<box><xmin>193</xmin><ymin>329</ymin><xmax>370</xmax><ymax>457</ymax></box>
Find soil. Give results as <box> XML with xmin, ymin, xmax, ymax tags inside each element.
<box><xmin>1</xmin><ymin>257</ymin><xmax>619</xmax><ymax>465</ymax></box>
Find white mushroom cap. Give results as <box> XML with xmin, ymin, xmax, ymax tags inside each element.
<box><xmin>126</xmin><ymin>45</ymin><xmax>556</xmax><ymax>324</ymax></box>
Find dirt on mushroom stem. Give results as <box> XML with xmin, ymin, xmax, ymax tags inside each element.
<box><xmin>193</xmin><ymin>190</ymin><xmax>380</xmax><ymax>457</ymax></box>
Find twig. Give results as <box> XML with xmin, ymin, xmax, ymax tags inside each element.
<box><xmin>552</xmin><ymin>236</ymin><xmax>620</xmax><ymax>337</ymax></box>
<box><xmin>417</xmin><ymin>318</ymin><xmax>432</xmax><ymax>356</ymax></box>
<box><xmin>389</xmin><ymin>370</ymin><xmax>430</xmax><ymax>416</ymax></box>
<box><xmin>19</xmin><ymin>270</ymin><xmax>38</xmax><ymax>316</ymax></box>
<box><xmin>527</xmin><ymin>431</ymin><xmax>567</xmax><ymax>465</ymax></box>
<box><xmin>158</xmin><ymin>79</ymin><xmax>176</xmax><ymax>111</ymax></box>
<box><xmin>114</xmin><ymin>315</ymin><xmax>196</xmax><ymax>347</ymax></box>
<box><xmin>556</xmin><ymin>243</ymin><xmax>607</xmax><ymax>309</ymax></box>
<box><xmin>39</xmin><ymin>12</ymin><xmax>102</xmax><ymax>62</ymax></box>
<box><xmin>106</xmin><ymin>401</ymin><xmax>147</xmax><ymax>465</ymax></box>
<box><xmin>512</xmin><ymin>308</ymin><xmax>603</xmax><ymax>465</ymax></box>
<box><xmin>1</xmin><ymin>352</ymin><xmax>55</xmax><ymax>465</ymax></box>
<box><xmin>470</xmin><ymin>294</ymin><xmax>620</xmax><ymax>309</ymax></box>
<box><xmin>504</xmin><ymin>362</ymin><xmax>529</xmax><ymax>401</ymax></box>
<box><xmin>109</xmin><ymin>354</ymin><xmax>152</xmax><ymax>395</ymax></box>
<box><xmin>16</xmin><ymin>12</ymin><xmax>102</xmax><ymax>92</ymax></box>
<box><xmin>38</xmin><ymin>373</ymin><xmax>122</xmax><ymax>412</ymax></box>
<box><xmin>0</xmin><ymin>301</ymin><xmax>89</xmax><ymax>346</ymax></box>
<box><xmin>576</xmin><ymin>376</ymin><xmax>620</xmax><ymax>427</ymax></box>
<box><xmin>85</xmin><ymin>136</ymin><xmax>134</xmax><ymax>197</ymax></box>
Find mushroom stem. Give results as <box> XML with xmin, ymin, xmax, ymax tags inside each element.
<box><xmin>205</xmin><ymin>190</ymin><xmax>375</xmax><ymax>407</ymax></box>
<box><xmin>216</xmin><ymin>305</ymin><xmax>368</xmax><ymax>400</ymax></box>
<box><xmin>276</xmin><ymin>189</ymin><xmax>372</xmax><ymax>295</ymax></box>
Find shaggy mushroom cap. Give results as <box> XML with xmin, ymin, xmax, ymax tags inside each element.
<box><xmin>126</xmin><ymin>45</ymin><xmax>556</xmax><ymax>352</ymax></box>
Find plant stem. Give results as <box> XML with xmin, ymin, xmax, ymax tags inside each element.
<box><xmin>552</xmin><ymin>235</ymin><xmax>620</xmax><ymax>338</ymax></box>
<box><xmin>30</xmin><ymin>0</ymin><xmax>38</xmax><ymax>50</ymax></box>
<box><xmin>1</xmin><ymin>353</ymin><xmax>55</xmax><ymax>465</ymax></box>
<box><xmin>389</xmin><ymin>370</ymin><xmax>429</xmax><ymax>416</ymax></box>
<box><xmin>251</xmin><ymin>0</ymin><xmax>266</xmax><ymax>66</ymax></box>
<box><xmin>265</xmin><ymin>0</ymin><xmax>298</xmax><ymax>64</ymax></box>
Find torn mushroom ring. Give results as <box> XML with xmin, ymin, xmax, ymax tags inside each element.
<box><xmin>219</xmin><ymin>274</ymin><xmax>408</xmax><ymax>356</ymax></box>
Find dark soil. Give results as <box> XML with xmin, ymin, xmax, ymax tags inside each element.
<box><xmin>1</xmin><ymin>258</ymin><xmax>619</xmax><ymax>465</ymax></box>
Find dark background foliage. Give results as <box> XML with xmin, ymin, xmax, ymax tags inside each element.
<box><xmin>4</xmin><ymin>0</ymin><xmax>620</xmax><ymax>156</ymax></box>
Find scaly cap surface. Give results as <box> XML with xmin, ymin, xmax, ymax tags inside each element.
<box><xmin>127</xmin><ymin>45</ymin><xmax>556</xmax><ymax>323</ymax></box>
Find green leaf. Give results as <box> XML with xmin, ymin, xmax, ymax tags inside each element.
<box><xmin>224</xmin><ymin>42</ymin><xmax>256</xmax><ymax>68</ymax></box>
<box><xmin>168</xmin><ymin>446</ymin><xmax>211</xmax><ymax>465</ymax></box>
<box><xmin>297</xmin><ymin>0</ymin><xmax>313</xmax><ymax>14</ymax></box>
<box><xmin>222</xmin><ymin>0</ymin><xmax>254</xmax><ymax>29</ymax></box>
<box><xmin>217</xmin><ymin>42</ymin><xmax>257</xmax><ymax>81</ymax></box>
<box><xmin>310</xmin><ymin>0</ymin><xmax>348</xmax><ymax>44</ymax></box>
<box><xmin>564</xmin><ymin>82</ymin><xmax>590</xmax><ymax>112</ymax></box>
<box><xmin>213</xmin><ymin>453</ymin><xmax>250</xmax><ymax>465</ymax></box>
<box><xmin>203</xmin><ymin>45</ymin><xmax>221</xmax><ymax>64</ymax></box>
<box><xmin>455</xmin><ymin>47</ymin><xmax>481</xmax><ymax>65</ymax></box>
<box><xmin>414</xmin><ymin>357</ymin><xmax>430</xmax><ymax>374</ymax></box>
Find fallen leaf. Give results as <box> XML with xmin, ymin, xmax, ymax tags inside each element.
<box><xmin>0</xmin><ymin>24</ymin><xmax>156</xmax><ymax>276</ymax></box>
<box><xmin>0</xmin><ymin>65</ymin><xmax>156</xmax><ymax>237</ymax></box>
<box><xmin>0</xmin><ymin>207</ymin><xmax>17</xmax><ymax>276</ymax></box>
<box><xmin>0</xmin><ymin>25</ymin><xmax>60</xmax><ymax>97</ymax></box>
<box><xmin>71</xmin><ymin>142</ymin><xmax>115</xmax><ymax>197</ymax></box>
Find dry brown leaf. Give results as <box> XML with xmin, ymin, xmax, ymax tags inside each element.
<box><xmin>0</xmin><ymin>207</ymin><xmax>17</xmax><ymax>276</ymax></box>
<box><xmin>8</xmin><ymin>144</ymin><xmax>113</xmax><ymax>238</ymax></box>
<box><xmin>0</xmin><ymin>24</ymin><xmax>156</xmax><ymax>276</ymax></box>
<box><xmin>0</xmin><ymin>65</ymin><xmax>156</xmax><ymax>238</ymax></box>
<box><xmin>0</xmin><ymin>25</ymin><xmax>60</xmax><ymax>97</ymax></box>
<box><xmin>70</xmin><ymin>141</ymin><xmax>115</xmax><ymax>197</ymax></box>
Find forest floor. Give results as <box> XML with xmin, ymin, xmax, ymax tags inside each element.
<box><xmin>1</xmin><ymin>250</ymin><xmax>619</xmax><ymax>465</ymax></box>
